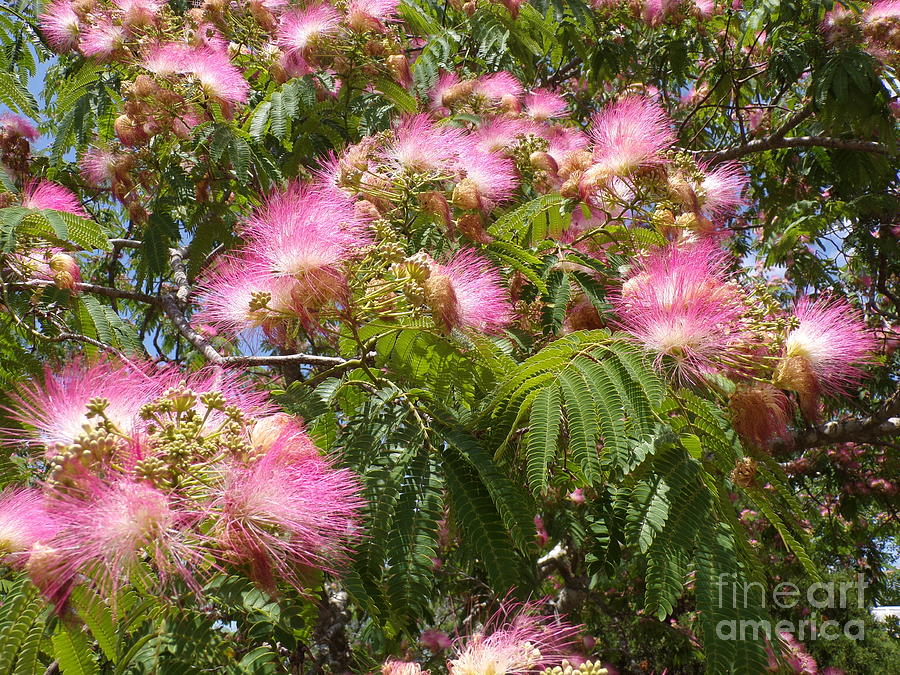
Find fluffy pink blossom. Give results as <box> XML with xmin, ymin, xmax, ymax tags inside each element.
<box><xmin>0</xmin><ymin>488</ymin><xmax>58</xmax><ymax>561</ymax></box>
<box><xmin>276</xmin><ymin>4</ymin><xmax>341</xmax><ymax>56</ymax></box>
<box><xmin>781</xmin><ymin>295</ymin><xmax>876</xmax><ymax>396</ymax></box>
<box><xmin>865</xmin><ymin>1</ymin><xmax>900</xmax><ymax>21</ymax></box>
<box><xmin>642</xmin><ymin>0</ymin><xmax>682</xmax><ymax>25</ymax></box>
<box><xmin>195</xmin><ymin>256</ymin><xmax>303</xmax><ymax>337</ymax></box>
<box><xmin>472</xmin><ymin>117</ymin><xmax>540</xmax><ymax>154</ymax></box>
<box><xmin>346</xmin><ymin>0</ymin><xmax>399</xmax><ymax>32</ymax></box>
<box><xmin>474</xmin><ymin>71</ymin><xmax>524</xmax><ymax>103</ymax></box>
<box><xmin>212</xmin><ymin>444</ymin><xmax>362</xmax><ymax>590</ymax></box>
<box><xmin>448</xmin><ymin>601</ymin><xmax>581</xmax><ymax>675</ymax></box>
<box><xmin>78</xmin><ymin>20</ymin><xmax>127</xmax><ymax>61</ymax></box>
<box><xmin>425</xmin><ymin>249</ymin><xmax>512</xmax><ymax>333</ymax></box>
<box><xmin>697</xmin><ymin>161</ymin><xmax>748</xmax><ymax>219</ymax></box>
<box><xmin>113</xmin><ymin>0</ymin><xmax>164</xmax><ymax>27</ymax></box>
<box><xmin>524</xmin><ymin>89</ymin><xmax>568</xmax><ymax>121</ymax></box>
<box><xmin>41</xmin><ymin>478</ymin><xmax>195</xmax><ymax>599</ymax></box>
<box><xmin>142</xmin><ymin>44</ymin><xmax>249</xmax><ymax>105</ymax></box>
<box><xmin>381</xmin><ymin>661</ymin><xmax>428</xmax><ymax>675</ymax></box>
<box><xmin>420</xmin><ymin>629</ymin><xmax>453</xmax><ymax>652</ymax></box>
<box><xmin>454</xmin><ymin>151</ymin><xmax>518</xmax><ymax>210</ymax></box>
<box><xmin>613</xmin><ymin>243</ymin><xmax>751</xmax><ymax>382</ymax></box>
<box><xmin>3</xmin><ymin>360</ymin><xmax>160</xmax><ymax>450</ymax></box>
<box><xmin>0</xmin><ymin>113</ymin><xmax>39</xmax><ymax>142</ymax></box>
<box><xmin>429</xmin><ymin>71</ymin><xmax>465</xmax><ymax>115</ymax></box>
<box><xmin>78</xmin><ymin>148</ymin><xmax>123</xmax><ymax>187</ymax></box>
<box><xmin>242</xmin><ymin>183</ymin><xmax>372</xmax><ymax>307</ymax></box>
<box><xmin>544</xmin><ymin>126</ymin><xmax>590</xmax><ymax>165</ymax></box>
<box><xmin>21</xmin><ymin>180</ymin><xmax>88</xmax><ymax>217</ymax></box>
<box><xmin>381</xmin><ymin>114</ymin><xmax>464</xmax><ymax>173</ymax></box>
<box><xmin>589</xmin><ymin>96</ymin><xmax>675</xmax><ymax>176</ymax></box>
<box><xmin>39</xmin><ymin>0</ymin><xmax>81</xmax><ymax>53</ymax></box>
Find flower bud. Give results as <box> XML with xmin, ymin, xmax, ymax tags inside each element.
<box><xmin>49</xmin><ymin>252</ymin><xmax>80</xmax><ymax>291</ymax></box>
<box><xmin>386</xmin><ymin>54</ymin><xmax>413</xmax><ymax>88</ymax></box>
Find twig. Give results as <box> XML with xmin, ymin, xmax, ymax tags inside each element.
<box><xmin>108</xmin><ymin>238</ymin><xmax>143</xmax><ymax>249</ymax></box>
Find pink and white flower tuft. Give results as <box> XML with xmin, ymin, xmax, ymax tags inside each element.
<box><xmin>697</xmin><ymin>161</ymin><xmax>748</xmax><ymax>220</ymax></box>
<box><xmin>0</xmin><ymin>489</ymin><xmax>58</xmax><ymax>560</ymax></box>
<box><xmin>21</xmin><ymin>180</ymin><xmax>88</xmax><ymax>217</ymax></box>
<box><xmin>142</xmin><ymin>44</ymin><xmax>249</xmax><ymax>105</ymax></box>
<box><xmin>381</xmin><ymin>114</ymin><xmax>464</xmax><ymax>173</ymax></box>
<box><xmin>213</xmin><ymin>444</ymin><xmax>362</xmax><ymax>590</ymax></box>
<box><xmin>589</xmin><ymin>96</ymin><xmax>675</xmax><ymax>176</ymax></box>
<box><xmin>4</xmin><ymin>360</ymin><xmax>160</xmax><ymax>450</ymax></box>
<box><xmin>454</xmin><ymin>151</ymin><xmax>519</xmax><ymax>211</ymax></box>
<box><xmin>43</xmin><ymin>478</ymin><xmax>194</xmax><ymax>598</ymax></box>
<box><xmin>194</xmin><ymin>256</ymin><xmax>303</xmax><ymax>337</ymax></box>
<box><xmin>39</xmin><ymin>0</ymin><xmax>81</xmax><ymax>53</ymax></box>
<box><xmin>277</xmin><ymin>4</ymin><xmax>341</xmax><ymax>56</ymax></box>
<box><xmin>613</xmin><ymin>243</ymin><xmax>751</xmax><ymax>382</ymax></box>
<box><xmin>424</xmin><ymin>249</ymin><xmax>512</xmax><ymax>333</ymax></box>
<box><xmin>346</xmin><ymin>0</ymin><xmax>399</xmax><ymax>32</ymax></box>
<box><xmin>242</xmin><ymin>183</ymin><xmax>372</xmax><ymax>307</ymax></box>
<box><xmin>474</xmin><ymin>71</ymin><xmax>524</xmax><ymax>103</ymax></box>
<box><xmin>779</xmin><ymin>295</ymin><xmax>875</xmax><ymax>397</ymax></box>
<box><xmin>0</xmin><ymin>113</ymin><xmax>39</xmax><ymax>142</ymax></box>
<box><xmin>448</xmin><ymin>601</ymin><xmax>581</xmax><ymax>675</ymax></box>
<box><xmin>524</xmin><ymin>89</ymin><xmax>568</xmax><ymax>121</ymax></box>
<box><xmin>78</xmin><ymin>21</ymin><xmax>127</xmax><ymax>61</ymax></box>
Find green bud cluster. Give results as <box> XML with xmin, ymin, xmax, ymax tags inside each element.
<box><xmin>541</xmin><ymin>659</ymin><xmax>608</xmax><ymax>675</ymax></box>
<box><xmin>46</xmin><ymin>426</ymin><xmax>121</xmax><ymax>490</ymax></box>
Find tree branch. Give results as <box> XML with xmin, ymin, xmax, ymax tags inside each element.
<box><xmin>9</xmin><ymin>279</ymin><xmax>158</xmax><ymax>305</ymax></box>
<box><xmin>222</xmin><ymin>353</ymin><xmax>352</xmax><ymax>367</ymax></box>
<box><xmin>169</xmin><ymin>246</ymin><xmax>191</xmax><ymax>305</ymax></box>
<box><xmin>779</xmin><ymin>390</ymin><xmax>900</xmax><ymax>451</ymax></box>
<box><xmin>159</xmin><ymin>292</ymin><xmax>226</xmax><ymax>364</ymax></box>
<box><xmin>704</xmin><ymin>135</ymin><xmax>892</xmax><ymax>163</ymax></box>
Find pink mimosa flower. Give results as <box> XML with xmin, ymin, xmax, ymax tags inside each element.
<box><xmin>381</xmin><ymin>661</ymin><xmax>428</xmax><ymax>675</ymax></box>
<box><xmin>242</xmin><ymin>183</ymin><xmax>372</xmax><ymax>307</ymax></box>
<box><xmin>381</xmin><ymin>114</ymin><xmax>464</xmax><ymax>173</ymax></box>
<box><xmin>524</xmin><ymin>89</ymin><xmax>568</xmax><ymax>121</ymax></box>
<box><xmin>430</xmin><ymin>71</ymin><xmax>466</xmax><ymax>115</ymax></box>
<box><xmin>143</xmin><ymin>44</ymin><xmax>249</xmax><ymax>105</ymax></box>
<box><xmin>195</xmin><ymin>256</ymin><xmax>303</xmax><ymax>336</ymax></box>
<box><xmin>212</xmin><ymin>444</ymin><xmax>362</xmax><ymax>590</ymax></box>
<box><xmin>474</xmin><ymin>71</ymin><xmax>524</xmax><ymax>103</ymax></box>
<box><xmin>0</xmin><ymin>113</ymin><xmax>39</xmax><ymax>142</ymax></box>
<box><xmin>779</xmin><ymin>295</ymin><xmax>876</xmax><ymax>396</ymax></box>
<box><xmin>424</xmin><ymin>249</ymin><xmax>512</xmax><ymax>333</ymax></box>
<box><xmin>3</xmin><ymin>360</ymin><xmax>159</xmax><ymax>450</ymax></box>
<box><xmin>80</xmin><ymin>148</ymin><xmax>128</xmax><ymax>187</ymax></box>
<box><xmin>589</xmin><ymin>96</ymin><xmax>675</xmax><ymax>176</ymax></box>
<box><xmin>276</xmin><ymin>4</ymin><xmax>341</xmax><ymax>56</ymax></box>
<box><xmin>0</xmin><ymin>488</ymin><xmax>59</xmax><ymax>562</ymax></box>
<box><xmin>43</xmin><ymin>478</ymin><xmax>195</xmax><ymax>599</ymax></box>
<box><xmin>454</xmin><ymin>150</ymin><xmax>518</xmax><ymax>211</ymax></box>
<box><xmin>472</xmin><ymin>117</ymin><xmax>540</xmax><ymax>154</ymax></box>
<box><xmin>39</xmin><ymin>0</ymin><xmax>81</xmax><ymax>53</ymax></box>
<box><xmin>865</xmin><ymin>1</ymin><xmax>900</xmax><ymax>21</ymax></box>
<box><xmin>21</xmin><ymin>180</ymin><xmax>88</xmax><ymax>217</ymax></box>
<box><xmin>346</xmin><ymin>0</ymin><xmax>399</xmax><ymax>32</ymax></box>
<box><xmin>613</xmin><ymin>243</ymin><xmax>751</xmax><ymax>382</ymax></box>
<box><xmin>78</xmin><ymin>20</ymin><xmax>127</xmax><ymax>61</ymax></box>
<box><xmin>696</xmin><ymin>161</ymin><xmax>748</xmax><ymax>219</ymax></box>
<box><xmin>448</xmin><ymin>601</ymin><xmax>581</xmax><ymax>675</ymax></box>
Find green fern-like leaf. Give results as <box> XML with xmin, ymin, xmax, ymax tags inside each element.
<box><xmin>71</xmin><ymin>586</ymin><xmax>118</xmax><ymax>662</ymax></box>
<box><xmin>52</xmin><ymin>623</ymin><xmax>99</xmax><ymax>675</ymax></box>
<box><xmin>525</xmin><ymin>383</ymin><xmax>562</xmax><ymax>493</ymax></box>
